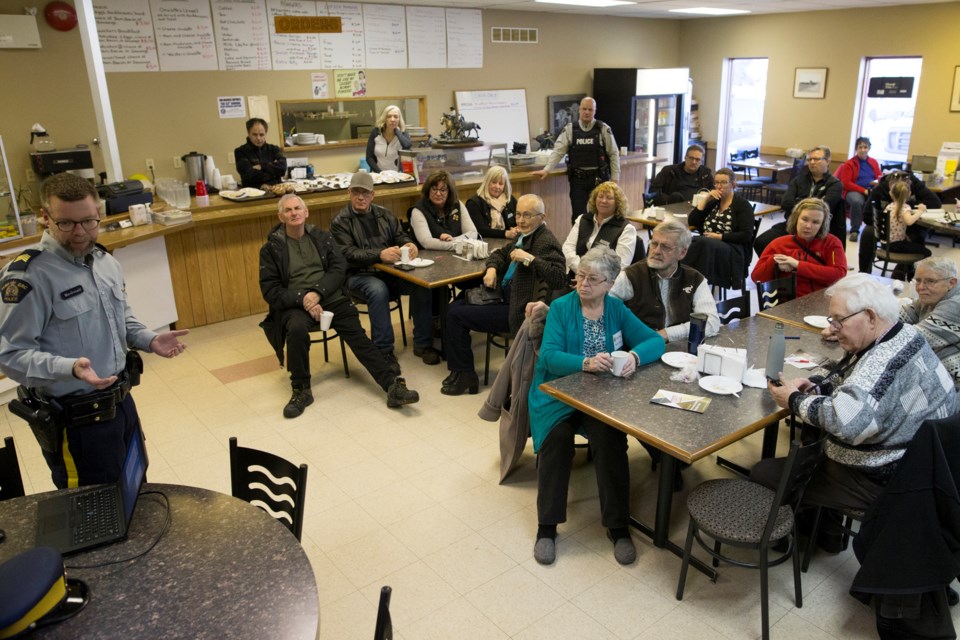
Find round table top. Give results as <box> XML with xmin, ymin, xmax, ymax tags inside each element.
<box><xmin>0</xmin><ymin>483</ymin><xmax>318</xmax><ymax>639</ymax></box>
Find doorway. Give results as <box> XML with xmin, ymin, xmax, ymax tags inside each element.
<box><xmin>852</xmin><ymin>57</ymin><xmax>923</xmax><ymax>166</ymax></box>
<box><xmin>718</xmin><ymin>58</ymin><xmax>769</xmax><ymax>168</ymax></box>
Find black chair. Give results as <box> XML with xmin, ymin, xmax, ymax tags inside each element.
<box><xmin>757</xmin><ymin>273</ymin><xmax>796</xmax><ymax>309</ymax></box>
<box><xmin>729</xmin><ymin>150</ymin><xmax>764</xmax><ymax>200</ymax></box>
<box><xmin>309</xmin><ymin>326</ymin><xmax>350</xmax><ymax>378</ymax></box>
<box><xmin>373</xmin><ymin>585</ymin><xmax>392</xmax><ymax>640</ymax></box>
<box><xmin>800</xmin><ymin>505</ymin><xmax>864</xmax><ymax>573</ymax></box>
<box><xmin>763</xmin><ymin>158</ymin><xmax>805</xmax><ymax>205</ymax></box>
<box><xmin>716</xmin><ymin>291</ymin><xmax>751</xmax><ymax>325</ymax></box>
<box><xmin>873</xmin><ymin>209</ymin><xmax>928</xmax><ymax>280</ymax></box>
<box><xmin>743</xmin><ymin>149</ymin><xmax>774</xmax><ymax>185</ymax></box>
<box><xmin>229</xmin><ymin>437</ymin><xmax>308</xmax><ymax>541</ymax></box>
<box><xmin>676</xmin><ymin>437</ymin><xmax>825</xmax><ymax>640</ymax></box>
<box><xmin>484</xmin><ymin>331</ymin><xmax>512</xmax><ymax>385</ymax></box>
<box><xmin>350</xmin><ymin>291</ymin><xmax>407</xmax><ymax>348</ymax></box>
<box><xmin>0</xmin><ymin>436</ymin><xmax>26</xmax><ymax>501</ymax></box>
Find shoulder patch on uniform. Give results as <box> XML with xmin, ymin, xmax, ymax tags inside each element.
<box><xmin>2</xmin><ymin>279</ymin><xmax>32</xmax><ymax>303</ymax></box>
<box><xmin>7</xmin><ymin>249</ymin><xmax>41</xmax><ymax>272</ymax></box>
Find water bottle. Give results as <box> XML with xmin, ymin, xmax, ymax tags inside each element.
<box><xmin>688</xmin><ymin>313</ymin><xmax>707</xmax><ymax>355</ymax></box>
<box><xmin>766</xmin><ymin>322</ymin><xmax>786</xmax><ymax>385</ymax></box>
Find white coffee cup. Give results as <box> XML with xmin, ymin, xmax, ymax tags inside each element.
<box><xmin>319</xmin><ymin>310</ymin><xmax>334</xmax><ymax>331</ymax></box>
<box><xmin>611</xmin><ymin>350</ymin><xmax>631</xmax><ymax>377</ymax></box>
<box><xmin>620</xmin><ymin>146</ymin><xmax>628</xmax><ymax>156</ymax></box>
<box><xmin>400</xmin><ymin>246</ymin><xmax>410</xmax><ymax>263</ymax></box>
<box><xmin>454</xmin><ymin>241</ymin><xmax>463</xmax><ymax>255</ymax></box>
<box><xmin>654</xmin><ymin>207</ymin><xmax>665</xmax><ymax>221</ymax></box>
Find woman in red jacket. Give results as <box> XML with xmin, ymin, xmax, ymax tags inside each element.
<box><xmin>834</xmin><ymin>137</ymin><xmax>881</xmax><ymax>242</ymax></box>
<box><xmin>752</xmin><ymin>198</ymin><xmax>847</xmax><ymax>297</ymax></box>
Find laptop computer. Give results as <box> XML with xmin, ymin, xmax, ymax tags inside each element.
<box><xmin>35</xmin><ymin>429</ymin><xmax>148</xmax><ymax>555</ymax></box>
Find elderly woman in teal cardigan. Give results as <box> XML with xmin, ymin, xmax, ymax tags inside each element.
<box><xmin>528</xmin><ymin>246</ymin><xmax>665</xmax><ymax>566</ymax></box>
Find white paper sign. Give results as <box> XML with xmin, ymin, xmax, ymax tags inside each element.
<box><xmin>218</xmin><ymin>96</ymin><xmax>247</xmax><ymax>118</ymax></box>
<box><xmin>405</xmin><ymin>6</ymin><xmax>445</xmax><ymax>69</ymax></box>
<box><xmin>362</xmin><ymin>4</ymin><xmax>406</xmax><ymax>69</ymax></box>
<box><xmin>445</xmin><ymin>8</ymin><xmax>481</xmax><ymax>69</ymax></box>
<box><xmin>150</xmin><ymin>0</ymin><xmax>218</xmax><ymax>71</ymax></box>
<box><xmin>93</xmin><ymin>0</ymin><xmax>160</xmax><ymax>72</ymax></box>
<box><xmin>311</xmin><ymin>72</ymin><xmax>329</xmax><ymax>98</ymax></box>
<box><xmin>320</xmin><ymin>2</ymin><xmax>365</xmax><ymax>69</ymax></box>
<box><xmin>212</xmin><ymin>0</ymin><xmax>272</xmax><ymax>71</ymax></box>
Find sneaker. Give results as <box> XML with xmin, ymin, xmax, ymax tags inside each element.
<box><xmin>413</xmin><ymin>346</ymin><xmax>441</xmax><ymax>365</ymax></box>
<box><xmin>534</xmin><ymin>537</ymin><xmax>556</xmax><ymax>565</ymax></box>
<box><xmin>386</xmin><ymin>377</ymin><xmax>420</xmax><ymax>408</ymax></box>
<box><xmin>283</xmin><ymin>387</ymin><xmax>314</xmax><ymax>419</ymax></box>
<box><xmin>848</xmin><ymin>231</ymin><xmax>859</xmax><ymax>243</ymax></box>
<box><xmin>607</xmin><ymin>530</ymin><xmax>636</xmax><ymax>565</ymax></box>
<box><xmin>382</xmin><ymin>350</ymin><xmax>401</xmax><ymax>376</ymax></box>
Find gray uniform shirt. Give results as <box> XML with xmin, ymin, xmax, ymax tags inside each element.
<box><xmin>0</xmin><ymin>233</ymin><xmax>157</xmax><ymax>397</ymax></box>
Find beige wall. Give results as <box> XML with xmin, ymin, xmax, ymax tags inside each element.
<box><xmin>678</xmin><ymin>2</ymin><xmax>960</xmax><ymax>162</ymax></box>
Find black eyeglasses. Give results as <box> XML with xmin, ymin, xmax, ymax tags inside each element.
<box><xmin>49</xmin><ymin>218</ymin><xmax>101</xmax><ymax>232</ymax></box>
<box><xmin>826</xmin><ymin>308</ymin><xmax>865</xmax><ymax>331</ymax></box>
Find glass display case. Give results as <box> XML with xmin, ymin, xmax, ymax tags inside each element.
<box><xmin>276</xmin><ymin>96</ymin><xmax>427</xmax><ymax>151</ymax></box>
<box><xmin>399</xmin><ymin>144</ymin><xmax>510</xmax><ymax>184</ymax></box>
<box><xmin>0</xmin><ymin>135</ymin><xmax>26</xmax><ymax>243</ymax></box>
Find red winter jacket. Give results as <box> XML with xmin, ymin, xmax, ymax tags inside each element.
<box><xmin>834</xmin><ymin>156</ymin><xmax>881</xmax><ymax>199</ymax></box>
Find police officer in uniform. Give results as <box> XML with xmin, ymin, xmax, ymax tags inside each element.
<box><xmin>533</xmin><ymin>97</ymin><xmax>620</xmax><ymax>224</ymax></box>
<box><xmin>0</xmin><ymin>173</ymin><xmax>189</xmax><ymax>489</ymax></box>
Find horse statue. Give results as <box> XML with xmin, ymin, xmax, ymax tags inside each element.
<box><xmin>460</xmin><ymin>121</ymin><xmax>481</xmax><ymax>139</ymax></box>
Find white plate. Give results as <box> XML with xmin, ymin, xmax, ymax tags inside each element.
<box><xmin>405</xmin><ymin>258</ymin><xmax>434</xmax><ymax>267</ymax></box>
<box><xmin>661</xmin><ymin>352</ymin><xmax>698</xmax><ymax>368</ymax></box>
<box><xmin>699</xmin><ymin>376</ymin><xmax>743</xmax><ymax>395</ymax></box>
<box><xmin>803</xmin><ymin>315</ymin><xmax>829</xmax><ymax>329</ymax></box>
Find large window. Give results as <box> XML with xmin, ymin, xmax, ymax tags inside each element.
<box><xmin>853</xmin><ymin>57</ymin><xmax>922</xmax><ymax>165</ymax></box>
<box><xmin>718</xmin><ymin>58</ymin><xmax>769</xmax><ymax>166</ymax></box>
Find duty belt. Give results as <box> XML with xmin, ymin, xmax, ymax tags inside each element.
<box><xmin>569</xmin><ymin>167</ymin><xmax>599</xmax><ymax>180</ymax></box>
<box><xmin>56</xmin><ymin>375</ymin><xmax>132</xmax><ymax>427</ymax></box>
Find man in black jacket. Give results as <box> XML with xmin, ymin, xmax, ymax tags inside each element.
<box><xmin>647</xmin><ymin>144</ymin><xmax>713</xmax><ymax>205</ymax></box>
<box><xmin>259</xmin><ymin>194</ymin><xmax>420</xmax><ymax>418</ymax></box>
<box><xmin>330</xmin><ymin>172</ymin><xmax>439</xmax><ymax>366</ymax></box>
<box><xmin>235</xmin><ymin>118</ymin><xmax>287</xmax><ymax>188</ymax></box>
<box><xmin>858</xmin><ymin>171</ymin><xmax>941</xmax><ymax>274</ymax></box>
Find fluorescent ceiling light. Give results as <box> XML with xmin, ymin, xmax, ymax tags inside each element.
<box><xmin>670</xmin><ymin>7</ymin><xmax>750</xmax><ymax>14</ymax></box>
<box><xmin>536</xmin><ymin>0</ymin><xmax>636</xmax><ymax>7</ymax></box>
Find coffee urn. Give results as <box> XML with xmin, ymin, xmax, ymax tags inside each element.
<box><xmin>181</xmin><ymin>151</ymin><xmax>207</xmax><ymax>194</ymax></box>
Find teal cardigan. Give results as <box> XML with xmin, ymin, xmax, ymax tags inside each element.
<box><xmin>528</xmin><ymin>291</ymin><xmax>665</xmax><ymax>452</ymax></box>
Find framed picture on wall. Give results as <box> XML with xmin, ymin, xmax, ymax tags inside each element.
<box><xmin>793</xmin><ymin>68</ymin><xmax>828</xmax><ymax>99</ymax></box>
<box><xmin>951</xmin><ymin>66</ymin><xmax>960</xmax><ymax>112</ymax></box>
<box><xmin>548</xmin><ymin>94</ymin><xmax>586</xmax><ymax>137</ymax></box>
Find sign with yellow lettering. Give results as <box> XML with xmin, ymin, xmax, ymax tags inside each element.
<box><xmin>274</xmin><ymin>16</ymin><xmax>342</xmax><ymax>34</ymax></box>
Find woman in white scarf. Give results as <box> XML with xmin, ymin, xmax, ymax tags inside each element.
<box><xmin>466</xmin><ymin>166</ymin><xmax>520</xmax><ymax>239</ymax></box>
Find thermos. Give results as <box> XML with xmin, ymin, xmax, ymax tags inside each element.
<box><xmin>688</xmin><ymin>312</ymin><xmax>707</xmax><ymax>355</ymax></box>
<box><xmin>766</xmin><ymin>322</ymin><xmax>786</xmax><ymax>384</ymax></box>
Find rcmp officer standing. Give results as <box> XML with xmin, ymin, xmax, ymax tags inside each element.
<box><xmin>0</xmin><ymin>173</ymin><xmax>189</xmax><ymax>489</ymax></box>
<box><xmin>533</xmin><ymin>97</ymin><xmax>620</xmax><ymax>224</ymax></box>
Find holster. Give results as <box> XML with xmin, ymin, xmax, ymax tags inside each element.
<box><xmin>9</xmin><ymin>386</ymin><xmax>64</xmax><ymax>454</ymax></box>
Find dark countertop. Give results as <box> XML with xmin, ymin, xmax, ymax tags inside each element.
<box><xmin>540</xmin><ymin>316</ymin><xmax>841</xmax><ymax>464</ymax></box>
<box><xmin>0</xmin><ymin>483</ymin><xmax>319</xmax><ymax>639</ymax></box>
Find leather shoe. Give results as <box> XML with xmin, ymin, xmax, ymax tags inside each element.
<box><xmin>283</xmin><ymin>387</ymin><xmax>313</xmax><ymax>419</ymax></box>
<box><xmin>534</xmin><ymin>537</ymin><xmax>556</xmax><ymax>565</ymax></box>
<box><xmin>386</xmin><ymin>377</ymin><xmax>419</xmax><ymax>408</ymax></box>
<box><xmin>441</xmin><ymin>370</ymin><xmax>479</xmax><ymax>396</ymax></box>
<box><xmin>414</xmin><ymin>346</ymin><xmax>441</xmax><ymax>365</ymax></box>
<box><xmin>442</xmin><ymin>371</ymin><xmax>457</xmax><ymax>386</ymax></box>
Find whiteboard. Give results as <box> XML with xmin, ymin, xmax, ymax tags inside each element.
<box><xmin>455</xmin><ymin>89</ymin><xmax>529</xmax><ymax>149</ymax></box>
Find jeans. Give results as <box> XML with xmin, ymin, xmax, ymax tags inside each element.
<box><xmin>347</xmin><ymin>273</ymin><xmax>433</xmax><ymax>352</ymax></box>
<box><xmin>846</xmin><ymin>191</ymin><xmax>867</xmax><ymax>231</ymax></box>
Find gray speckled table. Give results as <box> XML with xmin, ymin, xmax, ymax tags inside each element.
<box><xmin>539</xmin><ymin>316</ymin><xmax>841</xmax><ymax>570</ymax></box>
<box><xmin>0</xmin><ymin>484</ymin><xmax>319</xmax><ymax>639</ymax></box>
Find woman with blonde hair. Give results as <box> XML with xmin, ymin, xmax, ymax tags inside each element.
<box><xmin>466</xmin><ymin>166</ymin><xmax>519</xmax><ymax>239</ymax></box>
<box><xmin>365</xmin><ymin>105</ymin><xmax>411</xmax><ymax>172</ymax></box>
<box><xmin>561</xmin><ymin>181</ymin><xmax>637</xmax><ymax>273</ymax></box>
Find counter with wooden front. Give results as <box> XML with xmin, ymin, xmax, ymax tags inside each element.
<box><xmin>156</xmin><ymin>153</ymin><xmax>661</xmax><ymax>329</ymax></box>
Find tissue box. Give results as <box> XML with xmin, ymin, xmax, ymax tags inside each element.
<box><xmin>697</xmin><ymin>344</ymin><xmax>747</xmax><ymax>381</ymax></box>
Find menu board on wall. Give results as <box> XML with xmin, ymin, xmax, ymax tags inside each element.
<box><xmin>405</xmin><ymin>6</ymin><xmax>445</xmax><ymax>69</ymax></box>
<box><xmin>445</xmin><ymin>8</ymin><xmax>481</xmax><ymax>69</ymax></box>
<box><xmin>362</xmin><ymin>4</ymin><xmax>406</xmax><ymax>69</ymax></box>
<box><xmin>93</xmin><ymin>0</ymin><xmax>160</xmax><ymax>72</ymax></box>
<box><xmin>150</xmin><ymin>0</ymin><xmax>217</xmax><ymax>71</ymax></box>
<box><xmin>212</xmin><ymin>0</ymin><xmax>272</xmax><ymax>71</ymax></box>
<box><xmin>267</xmin><ymin>0</ymin><xmax>321</xmax><ymax>70</ymax></box>
<box><xmin>320</xmin><ymin>2</ymin><xmax>365</xmax><ymax>69</ymax></box>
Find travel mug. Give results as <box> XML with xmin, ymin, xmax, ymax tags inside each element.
<box><xmin>688</xmin><ymin>313</ymin><xmax>708</xmax><ymax>355</ymax></box>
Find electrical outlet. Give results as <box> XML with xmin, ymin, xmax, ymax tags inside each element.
<box><xmin>25</xmin><ymin>168</ymin><xmax>36</xmax><ymax>182</ymax></box>
<box><xmin>173</xmin><ymin>156</ymin><xmax>182</xmax><ymax>169</ymax></box>
<box><xmin>227</xmin><ymin>152</ymin><xmax>235</xmax><ymax>165</ymax></box>
<box><xmin>145</xmin><ymin>158</ymin><xmax>155</xmax><ymax>172</ymax></box>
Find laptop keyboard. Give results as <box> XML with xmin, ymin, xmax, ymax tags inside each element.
<box><xmin>72</xmin><ymin>490</ymin><xmax>121</xmax><ymax>544</ymax></box>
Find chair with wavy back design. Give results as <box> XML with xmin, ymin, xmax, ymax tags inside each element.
<box><xmin>229</xmin><ymin>437</ymin><xmax>308</xmax><ymax>541</ymax></box>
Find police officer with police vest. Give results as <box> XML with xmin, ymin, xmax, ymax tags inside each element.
<box><xmin>0</xmin><ymin>173</ymin><xmax>189</xmax><ymax>489</ymax></box>
<box><xmin>533</xmin><ymin>97</ymin><xmax>620</xmax><ymax>224</ymax></box>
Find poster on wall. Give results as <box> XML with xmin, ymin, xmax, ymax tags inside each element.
<box><xmin>218</xmin><ymin>96</ymin><xmax>247</xmax><ymax>119</ymax></box>
<box><xmin>335</xmin><ymin>69</ymin><xmax>366</xmax><ymax>97</ymax></box>
<box><xmin>311</xmin><ymin>72</ymin><xmax>329</xmax><ymax>98</ymax></box>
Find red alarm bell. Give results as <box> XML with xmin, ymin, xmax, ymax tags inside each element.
<box><xmin>45</xmin><ymin>2</ymin><xmax>78</xmax><ymax>32</ymax></box>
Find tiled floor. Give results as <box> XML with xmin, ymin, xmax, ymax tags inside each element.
<box><xmin>4</xmin><ymin>228</ymin><xmax>959</xmax><ymax>640</ymax></box>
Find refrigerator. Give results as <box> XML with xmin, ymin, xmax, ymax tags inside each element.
<box><xmin>593</xmin><ymin>68</ymin><xmax>692</xmax><ymax>183</ymax></box>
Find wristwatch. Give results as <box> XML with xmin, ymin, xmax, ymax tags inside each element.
<box><xmin>523</xmin><ymin>256</ymin><xmax>533</xmax><ymax>267</ymax></box>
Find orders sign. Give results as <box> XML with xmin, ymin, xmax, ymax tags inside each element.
<box><xmin>274</xmin><ymin>16</ymin><xmax>342</xmax><ymax>34</ymax></box>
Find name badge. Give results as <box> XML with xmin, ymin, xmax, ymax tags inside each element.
<box><xmin>60</xmin><ymin>285</ymin><xmax>84</xmax><ymax>300</ymax></box>
<box><xmin>613</xmin><ymin>331</ymin><xmax>623</xmax><ymax>351</ymax></box>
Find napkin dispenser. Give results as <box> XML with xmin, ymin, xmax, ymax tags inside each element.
<box><xmin>697</xmin><ymin>344</ymin><xmax>747</xmax><ymax>381</ymax></box>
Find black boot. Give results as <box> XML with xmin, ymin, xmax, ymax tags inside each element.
<box><xmin>442</xmin><ymin>371</ymin><xmax>457</xmax><ymax>386</ymax></box>
<box><xmin>441</xmin><ymin>370</ymin><xmax>479</xmax><ymax>396</ymax></box>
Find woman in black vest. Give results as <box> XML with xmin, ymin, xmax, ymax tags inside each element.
<box><xmin>561</xmin><ymin>181</ymin><xmax>638</xmax><ymax>275</ymax></box>
<box><xmin>408</xmin><ymin>171</ymin><xmax>477</xmax><ymax>250</ymax></box>
<box><xmin>466</xmin><ymin>166</ymin><xmax>519</xmax><ymax>239</ymax></box>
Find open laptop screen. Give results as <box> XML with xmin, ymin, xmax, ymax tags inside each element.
<box><xmin>121</xmin><ymin>432</ymin><xmax>148</xmax><ymax>523</ymax></box>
